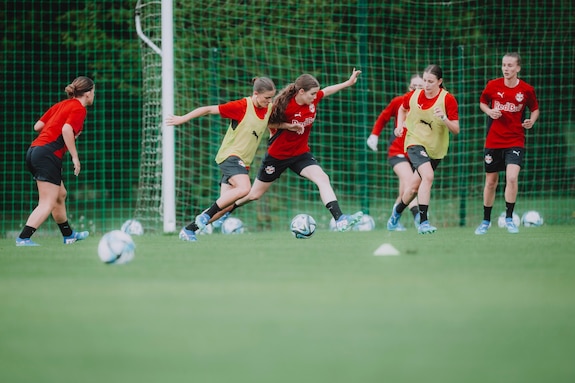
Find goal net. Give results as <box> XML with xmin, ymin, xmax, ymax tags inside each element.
<box><xmin>134</xmin><ymin>0</ymin><xmax>574</xmax><ymax>232</ymax></box>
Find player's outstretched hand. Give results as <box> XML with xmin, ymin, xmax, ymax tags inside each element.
<box><xmin>165</xmin><ymin>115</ymin><xmax>184</xmax><ymax>126</ymax></box>
<box><xmin>348</xmin><ymin>68</ymin><xmax>362</xmax><ymax>85</ymax></box>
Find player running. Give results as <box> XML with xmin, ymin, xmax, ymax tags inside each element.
<box><xmin>474</xmin><ymin>52</ymin><xmax>540</xmax><ymax>235</ymax></box>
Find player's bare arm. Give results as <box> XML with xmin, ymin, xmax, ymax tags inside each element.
<box><xmin>480</xmin><ymin>102</ymin><xmax>502</xmax><ymax>119</ymax></box>
<box><xmin>165</xmin><ymin>105</ymin><xmax>220</xmax><ymax>126</ymax></box>
<box><xmin>522</xmin><ymin>109</ymin><xmax>539</xmax><ymax>129</ymax></box>
<box><xmin>321</xmin><ymin>68</ymin><xmax>362</xmax><ymax>97</ymax></box>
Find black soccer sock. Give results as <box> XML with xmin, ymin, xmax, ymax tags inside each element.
<box><xmin>205</xmin><ymin>202</ymin><xmax>222</xmax><ymax>218</ymax></box>
<box><xmin>185</xmin><ymin>222</ymin><xmax>199</xmax><ymax>232</ymax></box>
<box><xmin>57</xmin><ymin>221</ymin><xmax>73</xmax><ymax>237</ymax></box>
<box><xmin>395</xmin><ymin>200</ymin><xmax>408</xmax><ymax>214</ymax></box>
<box><xmin>19</xmin><ymin>225</ymin><xmax>37</xmax><ymax>240</ymax></box>
<box><xmin>483</xmin><ymin>205</ymin><xmax>493</xmax><ymax>222</ymax></box>
<box><xmin>410</xmin><ymin>206</ymin><xmax>419</xmax><ymax>219</ymax></box>
<box><xmin>505</xmin><ymin>202</ymin><xmax>515</xmax><ymax>219</ymax></box>
<box><xmin>419</xmin><ymin>204</ymin><xmax>429</xmax><ymax>222</ymax></box>
<box><xmin>326</xmin><ymin>200</ymin><xmax>343</xmax><ymax>221</ymax></box>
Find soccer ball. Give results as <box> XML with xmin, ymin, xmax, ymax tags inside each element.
<box><xmin>121</xmin><ymin>219</ymin><xmax>144</xmax><ymax>236</ymax></box>
<box><xmin>497</xmin><ymin>212</ymin><xmax>520</xmax><ymax>228</ymax></box>
<box><xmin>97</xmin><ymin>230</ymin><xmax>135</xmax><ymax>265</ymax></box>
<box><xmin>521</xmin><ymin>210</ymin><xmax>544</xmax><ymax>227</ymax></box>
<box><xmin>221</xmin><ymin>217</ymin><xmax>244</xmax><ymax>234</ymax></box>
<box><xmin>197</xmin><ymin>223</ymin><xmax>213</xmax><ymax>235</ymax></box>
<box><xmin>353</xmin><ymin>214</ymin><xmax>375</xmax><ymax>231</ymax></box>
<box><xmin>290</xmin><ymin>213</ymin><xmax>317</xmax><ymax>239</ymax></box>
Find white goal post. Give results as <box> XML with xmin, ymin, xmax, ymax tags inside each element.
<box><xmin>135</xmin><ymin>0</ymin><xmax>176</xmax><ymax>233</ymax></box>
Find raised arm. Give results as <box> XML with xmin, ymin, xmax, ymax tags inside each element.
<box><xmin>321</xmin><ymin>68</ymin><xmax>362</xmax><ymax>97</ymax></box>
<box><xmin>165</xmin><ymin>105</ymin><xmax>220</xmax><ymax>126</ymax></box>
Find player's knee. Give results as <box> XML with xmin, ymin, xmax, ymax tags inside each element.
<box><xmin>485</xmin><ymin>180</ymin><xmax>498</xmax><ymax>191</ymax></box>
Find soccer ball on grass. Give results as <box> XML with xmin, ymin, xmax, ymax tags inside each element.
<box><xmin>290</xmin><ymin>213</ymin><xmax>316</xmax><ymax>239</ymax></box>
<box><xmin>98</xmin><ymin>230</ymin><xmax>135</xmax><ymax>265</ymax></box>
<box><xmin>121</xmin><ymin>219</ymin><xmax>144</xmax><ymax>235</ymax></box>
<box><xmin>353</xmin><ymin>214</ymin><xmax>375</xmax><ymax>231</ymax></box>
<box><xmin>521</xmin><ymin>210</ymin><xmax>543</xmax><ymax>227</ymax></box>
<box><xmin>221</xmin><ymin>217</ymin><xmax>244</xmax><ymax>234</ymax></box>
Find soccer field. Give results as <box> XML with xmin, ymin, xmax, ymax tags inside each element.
<box><xmin>1</xmin><ymin>226</ymin><xmax>574</xmax><ymax>383</ymax></box>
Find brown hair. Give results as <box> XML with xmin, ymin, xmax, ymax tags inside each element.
<box><xmin>269</xmin><ymin>74</ymin><xmax>320</xmax><ymax>124</ymax></box>
<box><xmin>252</xmin><ymin>77</ymin><xmax>276</xmax><ymax>93</ymax></box>
<box><xmin>424</xmin><ymin>65</ymin><xmax>444</xmax><ymax>88</ymax></box>
<box><xmin>65</xmin><ymin>76</ymin><xmax>94</xmax><ymax>99</ymax></box>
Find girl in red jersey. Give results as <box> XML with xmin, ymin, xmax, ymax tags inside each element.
<box><xmin>232</xmin><ymin>69</ymin><xmax>364</xmax><ymax>231</ymax></box>
<box><xmin>16</xmin><ymin>76</ymin><xmax>95</xmax><ymax>246</ymax></box>
<box><xmin>367</xmin><ymin>74</ymin><xmax>424</xmax><ymax>231</ymax></box>
<box><xmin>474</xmin><ymin>52</ymin><xmax>539</xmax><ymax>235</ymax></box>
<box><xmin>166</xmin><ymin>77</ymin><xmax>277</xmax><ymax>241</ymax></box>
<box><xmin>386</xmin><ymin>65</ymin><xmax>460</xmax><ymax>234</ymax></box>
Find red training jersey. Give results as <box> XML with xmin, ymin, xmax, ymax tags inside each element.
<box><xmin>267</xmin><ymin>90</ymin><xmax>325</xmax><ymax>160</ymax></box>
<box><xmin>371</xmin><ymin>95</ymin><xmax>408</xmax><ymax>158</ymax></box>
<box><xmin>31</xmin><ymin>98</ymin><xmax>87</xmax><ymax>159</ymax></box>
<box><xmin>218</xmin><ymin>98</ymin><xmax>270</xmax><ymax>120</ymax></box>
<box><xmin>480</xmin><ymin>78</ymin><xmax>539</xmax><ymax>148</ymax></box>
<box><xmin>402</xmin><ymin>89</ymin><xmax>459</xmax><ymax>120</ymax></box>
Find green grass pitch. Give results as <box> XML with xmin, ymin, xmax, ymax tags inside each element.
<box><xmin>1</xmin><ymin>225</ymin><xmax>574</xmax><ymax>383</ymax></box>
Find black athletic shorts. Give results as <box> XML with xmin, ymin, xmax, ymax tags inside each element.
<box><xmin>256</xmin><ymin>152</ymin><xmax>319</xmax><ymax>182</ymax></box>
<box><xmin>218</xmin><ymin>155</ymin><xmax>250</xmax><ymax>185</ymax></box>
<box><xmin>406</xmin><ymin>145</ymin><xmax>440</xmax><ymax>171</ymax></box>
<box><xmin>483</xmin><ymin>147</ymin><xmax>524</xmax><ymax>173</ymax></box>
<box><xmin>26</xmin><ymin>146</ymin><xmax>63</xmax><ymax>186</ymax></box>
<box><xmin>388</xmin><ymin>154</ymin><xmax>410</xmax><ymax>168</ymax></box>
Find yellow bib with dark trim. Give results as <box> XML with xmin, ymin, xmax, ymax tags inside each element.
<box><xmin>404</xmin><ymin>89</ymin><xmax>449</xmax><ymax>159</ymax></box>
<box><xmin>215</xmin><ymin>97</ymin><xmax>272</xmax><ymax>166</ymax></box>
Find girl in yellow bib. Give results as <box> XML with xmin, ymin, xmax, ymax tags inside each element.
<box><xmin>386</xmin><ymin>65</ymin><xmax>460</xmax><ymax>234</ymax></box>
<box><xmin>166</xmin><ymin>77</ymin><xmax>278</xmax><ymax>241</ymax></box>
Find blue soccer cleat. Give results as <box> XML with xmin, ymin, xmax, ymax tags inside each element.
<box><xmin>63</xmin><ymin>231</ymin><xmax>89</xmax><ymax>244</ymax></box>
<box><xmin>336</xmin><ymin>211</ymin><xmax>363</xmax><ymax>232</ymax></box>
<box><xmin>211</xmin><ymin>212</ymin><xmax>230</xmax><ymax>229</ymax></box>
<box><xmin>418</xmin><ymin>220</ymin><xmax>437</xmax><ymax>234</ymax></box>
<box><xmin>505</xmin><ymin>218</ymin><xmax>519</xmax><ymax>234</ymax></box>
<box><xmin>387</xmin><ymin>205</ymin><xmax>402</xmax><ymax>231</ymax></box>
<box><xmin>179</xmin><ymin>227</ymin><xmax>197</xmax><ymax>242</ymax></box>
<box><xmin>474</xmin><ymin>220</ymin><xmax>491</xmax><ymax>235</ymax></box>
<box><xmin>16</xmin><ymin>238</ymin><xmax>40</xmax><ymax>247</ymax></box>
<box><xmin>194</xmin><ymin>213</ymin><xmax>210</xmax><ymax>231</ymax></box>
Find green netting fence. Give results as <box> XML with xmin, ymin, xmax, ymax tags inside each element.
<box><xmin>2</xmin><ymin>0</ymin><xmax>574</xmax><ymax>237</ymax></box>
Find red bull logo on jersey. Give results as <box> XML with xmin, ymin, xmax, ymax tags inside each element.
<box><xmin>493</xmin><ymin>100</ymin><xmax>524</xmax><ymax>113</ymax></box>
<box><xmin>515</xmin><ymin>92</ymin><xmax>524</xmax><ymax>102</ymax></box>
<box><xmin>291</xmin><ymin>117</ymin><xmax>315</xmax><ymax>128</ymax></box>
